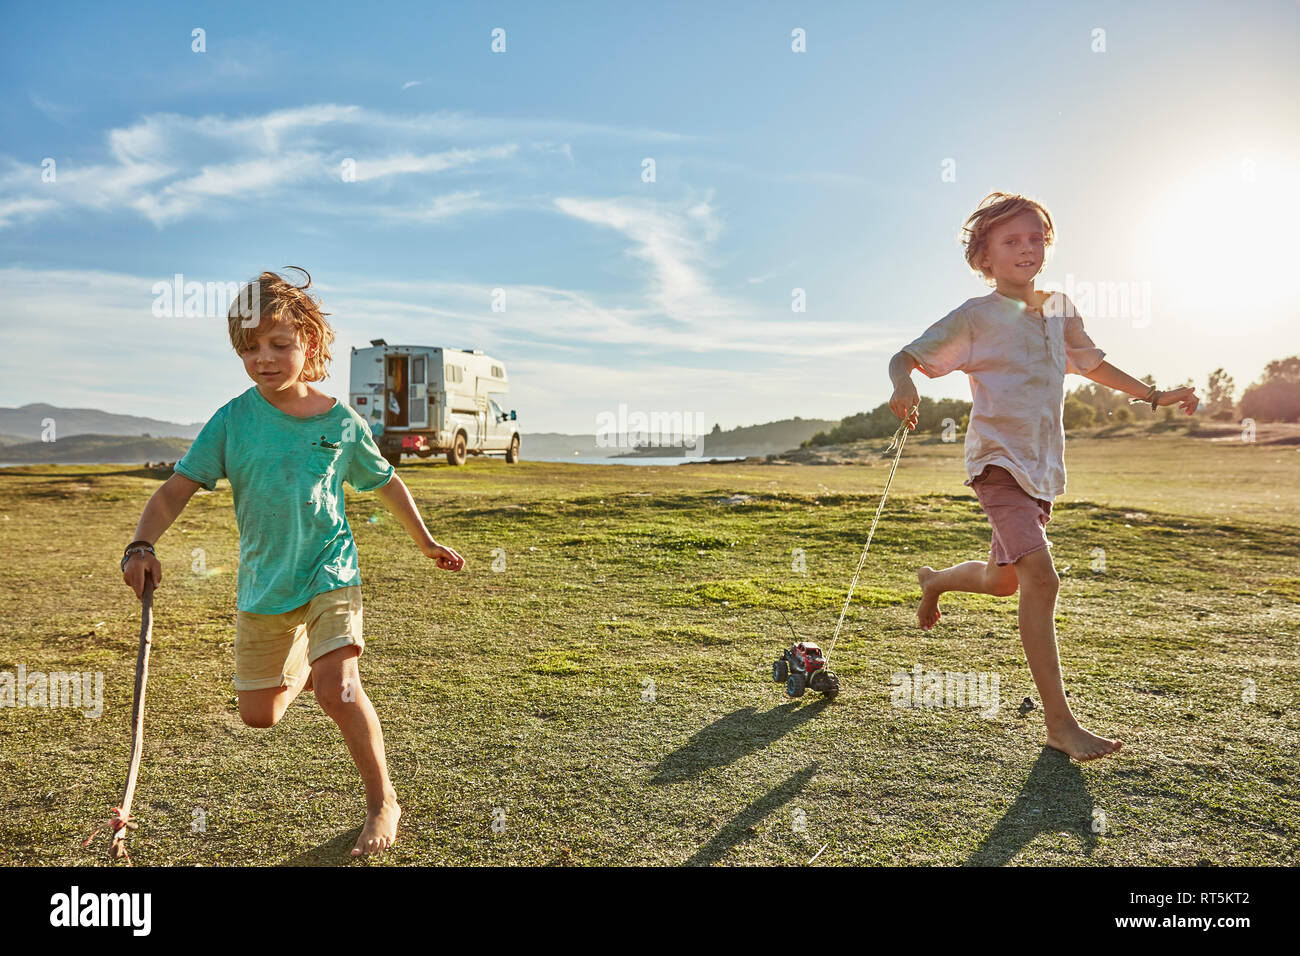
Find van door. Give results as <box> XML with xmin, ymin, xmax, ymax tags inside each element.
<box><xmin>409</xmin><ymin>353</ymin><xmax>428</xmax><ymax>428</ymax></box>
<box><xmin>385</xmin><ymin>355</ymin><xmax>409</xmax><ymax>428</ymax></box>
<box><xmin>487</xmin><ymin>397</ymin><xmax>510</xmax><ymax>451</ymax></box>
<box><xmin>471</xmin><ymin>395</ymin><xmax>486</xmax><ymax>448</ymax></box>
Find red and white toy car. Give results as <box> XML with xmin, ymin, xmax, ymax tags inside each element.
<box><xmin>772</xmin><ymin>642</ymin><xmax>840</xmax><ymax>699</ymax></box>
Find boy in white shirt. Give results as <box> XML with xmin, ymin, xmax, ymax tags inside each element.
<box><xmin>887</xmin><ymin>192</ymin><xmax>1198</xmax><ymax>761</ymax></box>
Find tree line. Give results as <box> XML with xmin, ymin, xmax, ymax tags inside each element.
<box><xmin>806</xmin><ymin>355</ymin><xmax>1300</xmax><ymax>446</ymax></box>
<box><xmin>1064</xmin><ymin>355</ymin><xmax>1300</xmax><ymax>429</ymax></box>
<box><xmin>805</xmin><ymin>397</ymin><xmax>973</xmax><ymax>446</ymax></box>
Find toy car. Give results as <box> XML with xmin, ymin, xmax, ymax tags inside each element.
<box><xmin>772</xmin><ymin>642</ymin><xmax>840</xmax><ymax>699</ymax></box>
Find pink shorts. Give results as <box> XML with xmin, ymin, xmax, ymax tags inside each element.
<box><xmin>970</xmin><ymin>465</ymin><xmax>1052</xmax><ymax>566</ymax></box>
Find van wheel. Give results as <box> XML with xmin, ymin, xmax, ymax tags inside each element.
<box><xmin>446</xmin><ymin>432</ymin><xmax>467</xmax><ymax>466</ymax></box>
<box><xmin>505</xmin><ymin>435</ymin><xmax>520</xmax><ymax>464</ymax></box>
<box><xmin>383</xmin><ymin>452</ymin><xmax>401</xmax><ymax>469</ymax></box>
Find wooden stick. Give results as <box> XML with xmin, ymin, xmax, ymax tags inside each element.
<box><xmin>109</xmin><ymin>576</ymin><xmax>154</xmax><ymax>862</ymax></box>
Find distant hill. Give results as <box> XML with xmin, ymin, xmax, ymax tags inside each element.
<box><xmin>0</xmin><ymin>423</ymin><xmax>636</xmax><ymax>465</ymax></box>
<box><xmin>614</xmin><ymin>417</ymin><xmax>839</xmax><ymax>458</ymax></box>
<box><xmin>0</xmin><ymin>403</ymin><xmax>203</xmax><ymax>441</ymax></box>
<box><xmin>0</xmin><ymin>433</ymin><xmax>192</xmax><ymax>464</ymax></box>
<box><xmin>0</xmin><ymin>404</ymin><xmax>837</xmax><ymax>465</ymax></box>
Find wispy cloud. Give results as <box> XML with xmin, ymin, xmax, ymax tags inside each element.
<box><xmin>363</xmin><ymin>191</ymin><xmax>500</xmax><ymax>222</ymax></box>
<box><xmin>0</xmin><ymin>100</ymin><xmax>894</xmax><ymax>427</ymax></box>
<box><xmin>329</xmin><ymin>273</ymin><xmax>898</xmax><ymax>358</ymax></box>
<box><xmin>0</xmin><ymin>264</ymin><xmax>941</xmax><ymax>431</ymax></box>
<box><xmin>0</xmin><ymin>104</ymin><xmax>686</xmax><ymax>230</ymax></box>
<box><xmin>553</xmin><ymin>195</ymin><xmax>734</xmax><ymax>324</ymax></box>
<box><xmin>131</xmin><ymin>152</ymin><xmax>321</xmax><ymax>225</ymax></box>
<box><xmin>0</xmin><ymin>197</ymin><xmax>58</xmax><ymax>229</ymax></box>
<box><xmin>349</xmin><ymin>144</ymin><xmax>517</xmax><ymax>182</ymax></box>
<box><xmin>28</xmin><ymin>93</ymin><xmax>80</xmax><ymax>125</ymax></box>
<box><xmin>531</xmin><ymin>142</ymin><xmax>575</xmax><ymax>166</ymax></box>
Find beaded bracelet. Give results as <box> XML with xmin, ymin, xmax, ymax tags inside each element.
<box><xmin>120</xmin><ymin>543</ymin><xmax>155</xmax><ymax>571</ymax></box>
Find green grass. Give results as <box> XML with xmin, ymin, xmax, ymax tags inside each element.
<box><xmin>0</xmin><ymin>434</ymin><xmax>1297</xmax><ymax>866</ymax></box>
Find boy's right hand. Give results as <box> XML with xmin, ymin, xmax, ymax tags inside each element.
<box><xmin>890</xmin><ymin>378</ymin><xmax>920</xmax><ymax>430</ymax></box>
<box><xmin>123</xmin><ymin>552</ymin><xmax>162</xmax><ymax>600</ymax></box>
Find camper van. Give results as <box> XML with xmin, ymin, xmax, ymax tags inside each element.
<box><xmin>348</xmin><ymin>341</ymin><xmax>520</xmax><ymax>467</ymax></box>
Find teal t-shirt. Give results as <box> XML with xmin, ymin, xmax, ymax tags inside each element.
<box><xmin>174</xmin><ymin>386</ymin><xmax>395</xmax><ymax>614</ymax></box>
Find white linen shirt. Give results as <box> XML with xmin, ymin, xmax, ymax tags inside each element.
<box><xmin>901</xmin><ymin>289</ymin><xmax>1106</xmax><ymax>502</ymax></box>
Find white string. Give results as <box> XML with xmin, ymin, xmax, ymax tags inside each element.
<box><xmin>824</xmin><ymin>411</ymin><xmax>915</xmax><ymax>663</ymax></box>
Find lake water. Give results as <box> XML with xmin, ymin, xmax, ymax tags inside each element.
<box><xmin>1</xmin><ymin>456</ymin><xmax>752</xmax><ymax>469</ymax></box>
<box><xmin>528</xmin><ymin>456</ymin><xmax>748</xmax><ymax>466</ymax></box>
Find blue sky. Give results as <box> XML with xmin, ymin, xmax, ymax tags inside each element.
<box><xmin>2</xmin><ymin>0</ymin><xmax>1297</xmax><ymax>432</ymax></box>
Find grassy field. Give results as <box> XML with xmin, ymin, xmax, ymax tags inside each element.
<box><xmin>1</xmin><ymin>433</ymin><xmax>1297</xmax><ymax>866</ymax></box>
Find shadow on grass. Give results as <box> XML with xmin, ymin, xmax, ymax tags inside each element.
<box><xmin>277</xmin><ymin>829</ymin><xmax>366</xmax><ymax>867</ymax></box>
<box><xmin>685</xmin><ymin>763</ymin><xmax>818</xmax><ymax>866</ymax></box>
<box><xmin>964</xmin><ymin>747</ymin><xmax>1098</xmax><ymax>866</ymax></box>
<box><xmin>650</xmin><ymin>698</ymin><xmax>830</xmax><ymax>784</ymax></box>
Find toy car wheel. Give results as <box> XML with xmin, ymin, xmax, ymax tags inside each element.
<box><xmin>814</xmin><ymin>671</ymin><xmax>840</xmax><ymax>700</ymax></box>
<box><xmin>786</xmin><ymin>672</ymin><xmax>807</xmax><ymax>698</ymax></box>
<box><xmin>773</xmin><ymin>658</ymin><xmax>789</xmax><ymax>684</ymax></box>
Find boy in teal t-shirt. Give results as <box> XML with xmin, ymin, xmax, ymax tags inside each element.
<box><xmin>175</xmin><ymin>384</ymin><xmax>395</xmax><ymax>615</ymax></box>
<box><xmin>122</xmin><ymin>268</ymin><xmax>464</xmax><ymax>857</ymax></box>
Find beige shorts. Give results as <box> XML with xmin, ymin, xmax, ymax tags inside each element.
<box><xmin>233</xmin><ymin>586</ymin><xmax>364</xmax><ymax>691</ymax></box>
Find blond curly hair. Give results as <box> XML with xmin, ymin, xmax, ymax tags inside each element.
<box><xmin>961</xmin><ymin>192</ymin><xmax>1055</xmax><ymax>285</ymax></box>
<box><xmin>227</xmin><ymin>267</ymin><xmax>335</xmax><ymax>382</ymax></box>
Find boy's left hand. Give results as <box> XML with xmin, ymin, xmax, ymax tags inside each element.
<box><xmin>1156</xmin><ymin>386</ymin><xmax>1199</xmax><ymax>415</ymax></box>
<box><xmin>422</xmin><ymin>541</ymin><xmax>465</xmax><ymax>571</ymax></box>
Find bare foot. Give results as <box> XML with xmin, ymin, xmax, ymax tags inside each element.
<box><xmin>1046</xmin><ymin>722</ymin><xmax>1123</xmax><ymax>761</ymax></box>
<box><xmin>352</xmin><ymin>793</ymin><xmax>401</xmax><ymax>857</ymax></box>
<box><xmin>917</xmin><ymin>567</ymin><xmax>942</xmax><ymax>630</ymax></box>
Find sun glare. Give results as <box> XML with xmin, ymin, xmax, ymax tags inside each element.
<box><xmin>1143</xmin><ymin>157</ymin><xmax>1300</xmax><ymax>325</ymax></box>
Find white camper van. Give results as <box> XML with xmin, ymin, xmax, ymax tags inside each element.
<box><xmin>349</xmin><ymin>341</ymin><xmax>520</xmax><ymax>467</ymax></box>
